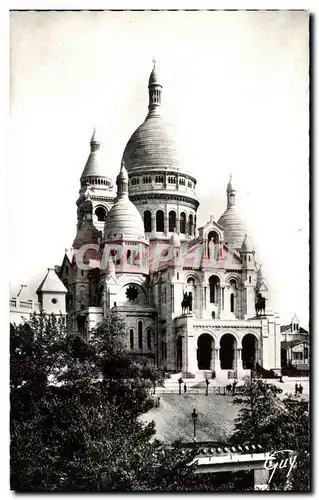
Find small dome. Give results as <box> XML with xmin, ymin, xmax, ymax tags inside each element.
<box><xmin>240</xmin><ymin>234</ymin><xmax>254</xmax><ymax>252</ymax></box>
<box><xmin>149</xmin><ymin>67</ymin><xmax>161</xmax><ymax>86</ymax></box>
<box><xmin>170</xmin><ymin>230</ymin><xmax>181</xmax><ymax>248</ymax></box>
<box><xmin>81</xmin><ymin>130</ymin><xmax>110</xmax><ymax>180</ymax></box>
<box><xmin>104</xmin><ymin>198</ymin><xmax>144</xmax><ymax>239</ymax></box>
<box><xmin>104</xmin><ymin>164</ymin><xmax>144</xmax><ymax>240</ymax></box>
<box><xmin>218</xmin><ymin>208</ymin><xmax>246</xmax><ymax>246</ymax></box>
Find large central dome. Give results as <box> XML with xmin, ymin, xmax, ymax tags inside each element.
<box><xmin>122</xmin><ymin>116</ymin><xmax>181</xmax><ymax>173</ymax></box>
<box><xmin>122</xmin><ymin>65</ymin><xmax>182</xmax><ymax>173</ymax></box>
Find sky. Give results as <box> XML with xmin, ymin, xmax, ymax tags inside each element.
<box><xmin>9</xmin><ymin>10</ymin><xmax>309</xmax><ymax>327</ymax></box>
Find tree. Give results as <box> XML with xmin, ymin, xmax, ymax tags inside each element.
<box><xmin>230</xmin><ymin>376</ymin><xmax>283</xmax><ymax>447</ymax></box>
<box><xmin>230</xmin><ymin>376</ymin><xmax>310</xmax><ymax>491</ymax></box>
<box><xmin>10</xmin><ymin>312</ymin><xmax>198</xmax><ymax>492</ymax></box>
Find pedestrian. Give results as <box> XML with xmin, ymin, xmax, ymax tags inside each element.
<box><xmin>295</xmin><ymin>383</ymin><xmax>298</xmax><ymax>395</ymax></box>
<box><xmin>232</xmin><ymin>380</ymin><xmax>238</xmax><ymax>396</ymax></box>
<box><xmin>211</xmin><ymin>370</ymin><xmax>216</xmax><ymax>380</ymax></box>
<box><xmin>299</xmin><ymin>383</ymin><xmax>303</xmax><ymax>395</ymax></box>
<box><xmin>184</xmin><ymin>383</ymin><xmax>187</xmax><ymax>393</ymax></box>
<box><xmin>205</xmin><ymin>377</ymin><xmax>210</xmax><ymax>396</ymax></box>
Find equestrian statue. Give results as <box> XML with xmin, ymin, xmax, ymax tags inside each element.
<box><xmin>181</xmin><ymin>292</ymin><xmax>193</xmax><ymax>314</ymax></box>
<box><xmin>255</xmin><ymin>293</ymin><xmax>267</xmax><ymax>316</ymax></box>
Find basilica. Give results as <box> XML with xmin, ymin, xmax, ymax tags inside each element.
<box><xmin>36</xmin><ymin>63</ymin><xmax>282</xmax><ymax>378</ymax></box>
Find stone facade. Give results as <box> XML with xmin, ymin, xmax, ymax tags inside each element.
<box><xmin>31</xmin><ymin>63</ymin><xmax>282</xmax><ymax>378</ymax></box>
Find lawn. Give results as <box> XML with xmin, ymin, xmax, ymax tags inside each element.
<box><xmin>141</xmin><ymin>394</ymin><xmax>240</xmax><ymax>443</ymax></box>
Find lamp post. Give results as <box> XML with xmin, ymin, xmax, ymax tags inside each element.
<box><xmin>191</xmin><ymin>408</ymin><xmax>198</xmax><ymax>440</ymax></box>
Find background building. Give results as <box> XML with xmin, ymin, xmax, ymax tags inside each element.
<box><xmin>280</xmin><ymin>314</ymin><xmax>309</xmax><ymax>375</ymax></box>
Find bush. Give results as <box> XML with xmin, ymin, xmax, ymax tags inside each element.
<box><xmin>255</xmin><ymin>363</ymin><xmax>278</xmax><ymax>379</ymax></box>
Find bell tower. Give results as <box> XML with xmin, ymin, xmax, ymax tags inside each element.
<box><xmin>75</xmin><ymin>130</ymin><xmax>116</xmax><ymax>237</ymax></box>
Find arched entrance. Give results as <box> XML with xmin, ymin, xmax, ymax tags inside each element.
<box><xmin>220</xmin><ymin>334</ymin><xmax>237</xmax><ymax>370</ymax></box>
<box><xmin>242</xmin><ymin>334</ymin><xmax>258</xmax><ymax>369</ymax></box>
<box><xmin>197</xmin><ymin>334</ymin><xmax>214</xmax><ymax>370</ymax></box>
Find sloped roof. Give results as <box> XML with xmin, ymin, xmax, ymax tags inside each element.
<box><xmin>281</xmin><ymin>339</ymin><xmax>309</xmax><ymax>349</ymax></box>
<box><xmin>281</xmin><ymin>324</ymin><xmax>309</xmax><ymax>334</ymax></box>
<box><xmin>36</xmin><ymin>268</ymin><xmax>68</xmax><ymax>294</ymax></box>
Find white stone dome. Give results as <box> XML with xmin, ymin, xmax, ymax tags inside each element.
<box><xmin>104</xmin><ymin>198</ymin><xmax>144</xmax><ymax>238</ymax></box>
<box><xmin>240</xmin><ymin>234</ymin><xmax>254</xmax><ymax>252</ymax></box>
<box><xmin>104</xmin><ymin>165</ymin><xmax>144</xmax><ymax>239</ymax></box>
<box><xmin>218</xmin><ymin>207</ymin><xmax>246</xmax><ymax>247</ymax></box>
<box><xmin>218</xmin><ymin>175</ymin><xmax>246</xmax><ymax>247</ymax></box>
<box><xmin>122</xmin><ymin>64</ymin><xmax>183</xmax><ymax>174</ymax></box>
<box><xmin>122</xmin><ymin>115</ymin><xmax>182</xmax><ymax>174</ymax></box>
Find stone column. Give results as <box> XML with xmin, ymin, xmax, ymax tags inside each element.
<box><xmin>214</xmin><ymin>348</ymin><xmax>220</xmax><ymax>373</ymax></box>
<box><xmin>236</xmin><ymin>348</ymin><xmax>242</xmax><ymax>371</ymax></box>
<box><xmin>151</xmin><ymin>214</ymin><xmax>155</xmax><ymax>232</ymax></box>
<box><xmin>210</xmin><ymin>345</ymin><xmax>215</xmax><ymax>371</ymax></box>
<box><xmin>221</xmin><ymin>287</ymin><xmax>225</xmax><ymax>311</ymax></box>
<box><xmin>224</xmin><ymin>286</ymin><xmax>229</xmax><ymax>314</ymax></box>
<box><xmin>187</xmin><ymin>334</ymin><xmax>197</xmax><ymax>373</ymax></box>
<box><xmin>181</xmin><ymin>335</ymin><xmax>188</xmax><ymax>374</ymax></box>
<box><xmin>164</xmin><ymin>216</ymin><xmax>168</xmax><ymax>235</ymax></box>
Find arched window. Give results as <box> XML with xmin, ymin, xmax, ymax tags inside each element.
<box><xmin>169</xmin><ymin>211</ymin><xmax>176</xmax><ymax>232</ymax></box>
<box><xmin>138</xmin><ymin>321</ymin><xmax>143</xmax><ymax>349</ymax></box>
<box><xmin>130</xmin><ymin>329</ymin><xmax>134</xmax><ymax>349</ymax></box>
<box><xmin>95</xmin><ymin>206</ymin><xmax>107</xmax><ymax>222</ymax></box>
<box><xmin>156</xmin><ymin>210</ymin><xmax>164</xmax><ymax>232</ymax></box>
<box><xmin>144</xmin><ymin>210</ymin><xmax>152</xmax><ymax>232</ymax></box>
<box><xmin>147</xmin><ymin>329</ymin><xmax>152</xmax><ymax>350</ymax></box>
<box><xmin>249</xmin><ymin>276</ymin><xmax>251</xmax><ymax>284</ymax></box>
<box><xmin>208</xmin><ymin>231</ymin><xmax>219</xmax><ymax>244</ymax></box>
<box><xmin>127</xmin><ymin>249</ymin><xmax>132</xmax><ymax>263</ymax></box>
<box><xmin>180</xmin><ymin>212</ymin><xmax>186</xmax><ymax>234</ymax></box>
<box><xmin>230</xmin><ymin>279</ymin><xmax>237</xmax><ymax>289</ymax></box>
<box><xmin>230</xmin><ymin>293</ymin><xmax>235</xmax><ymax>313</ymax></box>
<box><xmin>209</xmin><ymin>276</ymin><xmax>220</xmax><ymax>304</ymax></box>
<box><xmin>188</xmin><ymin>214</ymin><xmax>193</xmax><ymax>235</ymax></box>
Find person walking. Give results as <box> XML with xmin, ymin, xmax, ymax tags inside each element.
<box><xmin>299</xmin><ymin>383</ymin><xmax>303</xmax><ymax>395</ymax></box>
<box><xmin>295</xmin><ymin>383</ymin><xmax>298</xmax><ymax>395</ymax></box>
<box><xmin>232</xmin><ymin>380</ymin><xmax>238</xmax><ymax>396</ymax></box>
<box><xmin>205</xmin><ymin>377</ymin><xmax>210</xmax><ymax>396</ymax></box>
<box><xmin>184</xmin><ymin>383</ymin><xmax>187</xmax><ymax>393</ymax></box>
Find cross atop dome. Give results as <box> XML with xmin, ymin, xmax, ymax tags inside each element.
<box><xmin>152</xmin><ymin>57</ymin><xmax>157</xmax><ymax>69</ymax></box>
